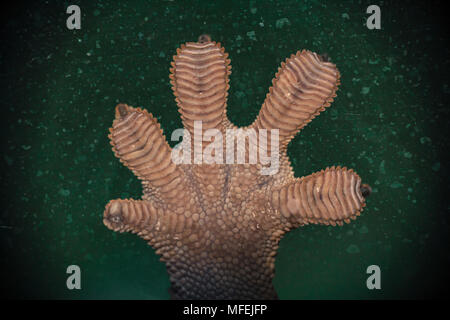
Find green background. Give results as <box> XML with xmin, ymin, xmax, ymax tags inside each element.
<box><xmin>1</xmin><ymin>0</ymin><xmax>448</xmax><ymax>299</ymax></box>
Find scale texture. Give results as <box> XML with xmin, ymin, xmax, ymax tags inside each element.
<box><xmin>103</xmin><ymin>35</ymin><xmax>370</xmax><ymax>299</ymax></box>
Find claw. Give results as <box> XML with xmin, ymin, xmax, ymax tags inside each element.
<box><xmin>198</xmin><ymin>34</ymin><xmax>212</xmax><ymax>43</ymax></box>
<box><xmin>360</xmin><ymin>184</ymin><xmax>372</xmax><ymax>198</ymax></box>
<box><xmin>115</xmin><ymin>103</ymin><xmax>129</xmax><ymax>119</ymax></box>
<box><xmin>318</xmin><ymin>52</ymin><xmax>330</xmax><ymax>62</ymax></box>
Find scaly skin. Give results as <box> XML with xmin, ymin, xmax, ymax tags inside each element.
<box><xmin>103</xmin><ymin>35</ymin><xmax>371</xmax><ymax>299</ymax></box>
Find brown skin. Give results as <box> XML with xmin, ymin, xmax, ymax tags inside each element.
<box><xmin>103</xmin><ymin>36</ymin><xmax>370</xmax><ymax>299</ymax></box>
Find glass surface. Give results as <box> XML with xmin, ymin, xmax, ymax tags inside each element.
<box><xmin>0</xmin><ymin>0</ymin><xmax>448</xmax><ymax>299</ymax></box>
